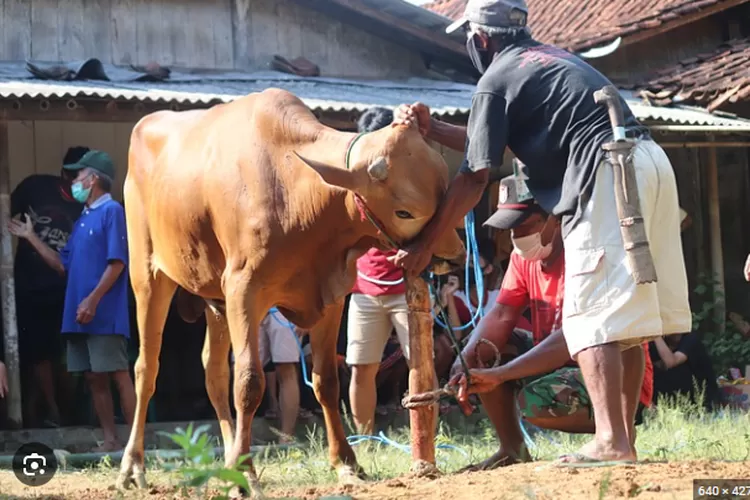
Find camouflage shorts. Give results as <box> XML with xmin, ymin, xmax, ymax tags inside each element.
<box><xmin>502</xmin><ymin>329</ymin><xmax>593</xmax><ymax>420</ymax></box>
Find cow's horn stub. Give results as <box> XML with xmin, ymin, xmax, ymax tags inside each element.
<box><xmin>367</xmin><ymin>157</ymin><xmax>388</xmax><ymax>181</ymax></box>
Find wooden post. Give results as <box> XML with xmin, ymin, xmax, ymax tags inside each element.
<box><xmin>0</xmin><ymin>117</ymin><xmax>22</xmax><ymax>427</ymax></box>
<box><xmin>404</xmin><ymin>275</ymin><xmax>438</xmax><ymax>475</ymax></box>
<box><xmin>706</xmin><ymin>137</ymin><xmax>726</xmax><ymax>333</ymax></box>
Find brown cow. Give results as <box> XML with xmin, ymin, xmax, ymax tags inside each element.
<box><xmin>116</xmin><ymin>88</ymin><xmax>465</xmax><ymax>496</ymax></box>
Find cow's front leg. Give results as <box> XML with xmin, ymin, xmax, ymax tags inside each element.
<box><xmin>308</xmin><ymin>300</ymin><xmax>366</xmax><ymax>484</ymax></box>
<box><xmin>224</xmin><ymin>274</ymin><xmax>266</xmax><ymax>498</ymax></box>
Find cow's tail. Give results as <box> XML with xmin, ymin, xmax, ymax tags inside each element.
<box><xmin>174</xmin><ymin>287</ymin><xmax>207</xmax><ymax>323</ymax></box>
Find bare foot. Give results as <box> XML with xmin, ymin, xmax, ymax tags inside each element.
<box><xmin>556</xmin><ymin>437</ymin><xmax>636</xmax><ymax>466</ymax></box>
<box><xmin>458</xmin><ymin>447</ymin><xmax>531</xmax><ymax>473</ymax></box>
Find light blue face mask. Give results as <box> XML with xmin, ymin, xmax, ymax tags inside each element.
<box><xmin>71</xmin><ymin>177</ymin><xmax>92</xmax><ymax>203</ymax></box>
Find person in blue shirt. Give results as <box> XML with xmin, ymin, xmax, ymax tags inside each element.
<box><xmin>8</xmin><ymin>150</ymin><xmax>135</xmax><ymax>452</ymax></box>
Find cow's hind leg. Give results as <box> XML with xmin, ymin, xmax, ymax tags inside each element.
<box><xmin>309</xmin><ymin>300</ymin><xmax>366</xmax><ymax>484</ymax></box>
<box><xmin>202</xmin><ymin>305</ymin><xmax>235</xmax><ymax>461</ymax></box>
<box><xmin>117</xmin><ymin>271</ymin><xmax>176</xmax><ymax>489</ymax></box>
<box><xmin>223</xmin><ymin>272</ymin><xmax>265</xmax><ymax>498</ymax></box>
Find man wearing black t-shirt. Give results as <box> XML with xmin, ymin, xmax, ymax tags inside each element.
<box><xmin>11</xmin><ymin>146</ymin><xmax>89</xmax><ymax>426</ymax></box>
<box><xmin>391</xmin><ymin>0</ymin><xmax>691</xmax><ymax>466</ymax></box>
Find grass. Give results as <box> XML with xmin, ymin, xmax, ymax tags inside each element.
<box><xmin>118</xmin><ymin>394</ymin><xmax>750</xmax><ymax>497</ymax></box>
<box><xmin>3</xmin><ymin>394</ymin><xmax>736</xmax><ymax>498</ymax></box>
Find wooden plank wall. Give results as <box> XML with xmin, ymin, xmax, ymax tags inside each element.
<box><xmin>0</xmin><ymin>0</ymin><xmax>427</xmax><ymax>79</ymax></box>
<box><xmin>6</xmin><ymin>121</ymin><xmax>136</xmax><ymax>201</ymax></box>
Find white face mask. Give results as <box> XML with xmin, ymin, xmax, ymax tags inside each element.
<box><xmin>511</xmin><ymin>232</ymin><xmax>553</xmax><ymax>261</ymax></box>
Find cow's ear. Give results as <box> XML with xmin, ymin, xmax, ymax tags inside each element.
<box><xmin>292</xmin><ymin>152</ymin><xmax>365</xmax><ymax>192</ymax></box>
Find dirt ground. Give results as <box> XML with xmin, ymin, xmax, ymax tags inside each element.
<box><xmin>1</xmin><ymin>460</ymin><xmax>749</xmax><ymax>499</ymax></box>
<box><xmin>282</xmin><ymin>460</ymin><xmax>750</xmax><ymax>499</ymax></box>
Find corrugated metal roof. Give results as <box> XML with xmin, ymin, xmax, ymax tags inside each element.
<box><xmin>1</xmin><ymin>64</ymin><xmax>749</xmax><ymax>129</ymax></box>
<box><xmin>0</xmin><ymin>69</ymin><xmax>475</xmax><ymax>117</ymax></box>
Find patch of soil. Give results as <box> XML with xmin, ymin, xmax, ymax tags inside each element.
<box><xmin>1</xmin><ymin>460</ymin><xmax>748</xmax><ymax>499</ymax></box>
<box><xmin>278</xmin><ymin>460</ymin><xmax>750</xmax><ymax>500</ymax></box>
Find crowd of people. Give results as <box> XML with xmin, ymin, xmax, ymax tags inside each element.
<box><xmin>0</xmin><ymin>0</ymin><xmax>731</xmax><ymax>470</ymax></box>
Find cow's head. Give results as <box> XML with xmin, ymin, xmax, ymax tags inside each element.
<box><xmin>295</xmin><ymin>121</ymin><xmax>465</xmax><ymax>272</ymax></box>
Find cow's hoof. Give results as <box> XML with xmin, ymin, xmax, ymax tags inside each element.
<box><xmin>134</xmin><ymin>470</ymin><xmax>148</xmax><ymax>489</ymax></box>
<box><xmin>410</xmin><ymin>460</ymin><xmax>441</xmax><ymax>479</ymax></box>
<box><xmin>115</xmin><ymin>472</ymin><xmax>132</xmax><ymax>491</ymax></box>
<box><xmin>116</xmin><ymin>469</ymin><xmax>148</xmax><ymax>490</ymax></box>
<box><xmin>337</xmin><ymin>464</ymin><xmax>367</xmax><ymax>485</ymax></box>
<box><xmin>229</xmin><ymin>480</ymin><xmax>266</xmax><ymax>499</ymax></box>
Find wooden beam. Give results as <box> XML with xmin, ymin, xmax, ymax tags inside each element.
<box><xmin>622</xmin><ymin>0</ymin><xmax>749</xmax><ymax>47</ymax></box>
<box><xmin>706</xmin><ymin>137</ymin><xmax>726</xmax><ymax>333</ymax></box>
<box><xmin>0</xmin><ymin>115</ymin><xmax>22</xmax><ymax>428</ymax></box>
<box><xmin>405</xmin><ymin>276</ymin><xmax>438</xmax><ymax>473</ymax></box>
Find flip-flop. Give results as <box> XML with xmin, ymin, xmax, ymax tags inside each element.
<box><xmin>458</xmin><ymin>453</ymin><xmax>528</xmax><ymax>473</ymax></box>
<box><xmin>553</xmin><ymin>453</ymin><xmax>634</xmax><ymax>469</ymax></box>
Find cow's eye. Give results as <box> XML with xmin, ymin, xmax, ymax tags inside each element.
<box><xmin>395</xmin><ymin>210</ymin><xmax>414</xmax><ymax>219</ymax></box>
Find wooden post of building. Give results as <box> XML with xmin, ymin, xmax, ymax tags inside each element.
<box><xmin>706</xmin><ymin>137</ymin><xmax>726</xmax><ymax>333</ymax></box>
<box><xmin>0</xmin><ymin>117</ymin><xmax>22</xmax><ymax>427</ymax></box>
<box><xmin>404</xmin><ymin>275</ymin><xmax>438</xmax><ymax>475</ymax></box>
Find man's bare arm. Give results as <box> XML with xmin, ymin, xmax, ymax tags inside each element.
<box><xmin>462</xmin><ymin>303</ymin><xmax>522</xmax><ymax>362</ymax></box>
<box><xmin>25</xmin><ymin>233</ymin><xmax>64</xmax><ymax>275</ymax></box>
<box><xmin>88</xmin><ymin>261</ymin><xmax>125</xmax><ymax>303</ymax></box>
<box><xmin>417</xmin><ymin>169</ymin><xmax>489</xmax><ymax>259</ymax></box>
<box><xmin>653</xmin><ymin>337</ymin><xmax>687</xmax><ymax>369</ymax></box>
<box><xmin>496</xmin><ymin>329</ymin><xmax>571</xmax><ymax>381</ymax></box>
<box><xmin>428</xmin><ymin>120</ymin><xmax>468</xmax><ymax>152</ymax></box>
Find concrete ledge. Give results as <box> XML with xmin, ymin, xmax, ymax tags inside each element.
<box><xmin>0</xmin><ymin>407</ymin><xmax>486</xmax><ymax>454</ymax></box>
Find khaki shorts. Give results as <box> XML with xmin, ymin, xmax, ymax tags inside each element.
<box><xmin>259</xmin><ymin>313</ymin><xmax>300</xmax><ymax>366</ymax></box>
<box><xmin>562</xmin><ymin>139</ymin><xmax>692</xmax><ymax>357</ymax></box>
<box><xmin>346</xmin><ymin>293</ymin><xmax>410</xmax><ymax>365</ymax></box>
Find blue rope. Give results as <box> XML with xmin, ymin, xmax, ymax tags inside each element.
<box><xmin>432</xmin><ymin>211</ymin><xmax>485</xmax><ymax>331</ymax></box>
<box><xmin>347</xmin><ymin>431</ymin><xmax>469</xmax><ymax>457</ymax></box>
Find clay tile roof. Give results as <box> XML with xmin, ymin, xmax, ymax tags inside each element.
<box><xmin>423</xmin><ymin>0</ymin><xmax>739</xmax><ymax>52</ymax></box>
<box><xmin>628</xmin><ymin>37</ymin><xmax>750</xmax><ymax>110</ymax></box>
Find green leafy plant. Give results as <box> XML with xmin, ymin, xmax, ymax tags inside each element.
<box><xmin>692</xmin><ymin>273</ymin><xmax>750</xmax><ymax>375</ymax></box>
<box><xmin>160</xmin><ymin>422</ymin><xmax>252</xmax><ymax>500</ymax></box>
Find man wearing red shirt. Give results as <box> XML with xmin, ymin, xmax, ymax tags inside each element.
<box><xmin>449</xmin><ymin>174</ymin><xmax>653</xmax><ymax>470</ymax></box>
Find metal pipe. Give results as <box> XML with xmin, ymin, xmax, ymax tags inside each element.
<box><xmin>66</xmin><ymin>99</ymin><xmax>78</xmax><ymax>110</ymax></box>
<box><xmin>706</xmin><ymin>136</ymin><xmax>726</xmax><ymax>334</ymax></box>
<box><xmin>660</xmin><ymin>142</ymin><xmax>750</xmax><ymax>148</ymax></box>
<box><xmin>0</xmin><ymin>119</ymin><xmax>22</xmax><ymax>428</ymax></box>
